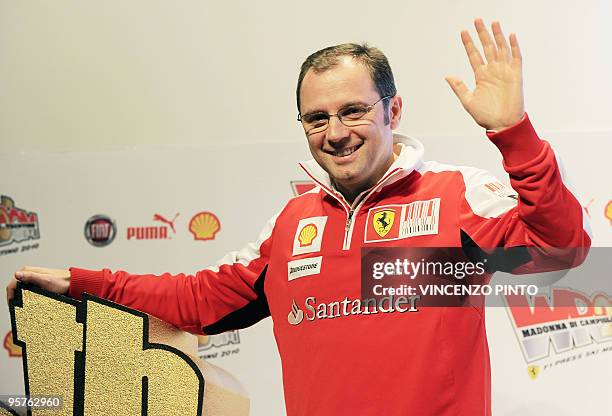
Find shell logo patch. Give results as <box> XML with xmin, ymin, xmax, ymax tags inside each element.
<box><xmin>189</xmin><ymin>212</ymin><xmax>221</xmax><ymax>241</ymax></box>
<box><xmin>292</xmin><ymin>216</ymin><xmax>327</xmax><ymax>256</ymax></box>
<box><xmin>605</xmin><ymin>201</ymin><xmax>612</xmax><ymax>225</ymax></box>
<box><xmin>373</xmin><ymin>210</ymin><xmax>395</xmax><ymax>237</ymax></box>
<box><xmin>298</xmin><ymin>224</ymin><xmax>318</xmax><ymax>247</ymax></box>
<box><xmin>365</xmin><ymin>199</ymin><xmax>440</xmax><ymax>243</ymax></box>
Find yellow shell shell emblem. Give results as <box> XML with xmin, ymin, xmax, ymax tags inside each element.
<box><xmin>298</xmin><ymin>223</ymin><xmax>318</xmax><ymax>247</ymax></box>
<box><xmin>189</xmin><ymin>212</ymin><xmax>221</xmax><ymax>241</ymax></box>
<box><xmin>605</xmin><ymin>201</ymin><xmax>612</xmax><ymax>225</ymax></box>
<box><xmin>373</xmin><ymin>210</ymin><xmax>395</xmax><ymax>237</ymax></box>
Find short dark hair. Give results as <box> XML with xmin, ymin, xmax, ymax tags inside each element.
<box><xmin>296</xmin><ymin>43</ymin><xmax>397</xmax><ymax>123</ymax></box>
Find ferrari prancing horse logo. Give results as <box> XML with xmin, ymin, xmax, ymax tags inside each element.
<box><xmin>373</xmin><ymin>210</ymin><xmax>395</xmax><ymax>237</ymax></box>
<box><xmin>527</xmin><ymin>364</ymin><xmax>540</xmax><ymax>380</ymax></box>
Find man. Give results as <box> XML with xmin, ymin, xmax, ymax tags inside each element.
<box><xmin>6</xmin><ymin>19</ymin><xmax>590</xmax><ymax>416</ymax></box>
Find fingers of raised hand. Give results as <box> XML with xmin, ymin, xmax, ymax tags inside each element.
<box><xmin>474</xmin><ymin>18</ymin><xmax>498</xmax><ymax>63</ymax></box>
<box><xmin>509</xmin><ymin>33</ymin><xmax>522</xmax><ymax>65</ymax></box>
<box><xmin>461</xmin><ymin>30</ymin><xmax>484</xmax><ymax>72</ymax></box>
<box><xmin>491</xmin><ymin>21</ymin><xmax>511</xmax><ymax>62</ymax></box>
<box><xmin>472</xmin><ymin>19</ymin><xmax>522</xmax><ymax>65</ymax></box>
<box><xmin>445</xmin><ymin>76</ymin><xmax>472</xmax><ymax>106</ymax></box>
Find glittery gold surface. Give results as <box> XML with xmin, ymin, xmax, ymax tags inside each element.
<box><xmin>83</xmin><ymin>299</ymin><xmax>201</xmax><ymax>415</ymax></box>
<box><xmin>0</xmin><ymin>405</ymin><xmax>20</xmax><ymax>416</ymax></box>
<box><xmin>13</xmin><ymin>290</ymin><xmax>82</xmax><ymax>416</ymax></box>
<box><xmin>12</xmin><ymin>287</ymin><xmax>250</xmax><ymax>416</ymax></box>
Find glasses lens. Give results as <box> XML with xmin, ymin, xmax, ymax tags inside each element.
<box><xmin>338</xmin><ymin>106</ymin><xmax>368</xmax><ymax>122</ymax></box>
<box><xmin>302</xmin><ymin>113</ymin><xmax>329</xmax><ymax>133</ymax></box>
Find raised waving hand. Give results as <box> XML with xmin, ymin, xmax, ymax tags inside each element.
<box><xmin>446</xmin><ymin>18</ymin><xmax>525</xmax><ymax>131</ymax></box>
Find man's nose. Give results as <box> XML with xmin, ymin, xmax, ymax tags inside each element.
<box><xmin>325</xmin><ymin>116</ymin><xmax>350</xmax><ymax>143</ymax></box>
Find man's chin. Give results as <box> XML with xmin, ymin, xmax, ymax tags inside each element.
<box><xmin>329</xmin><ymin>171</ymin><xmax>362</xmax><ymax>189</ymax></box>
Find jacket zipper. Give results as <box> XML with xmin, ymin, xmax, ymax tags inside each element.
<box><xmin>298</xmin><ymin>162</ymin><xmax>405</xmax><ymax>251</ymax></box>
<box><xmin>341</xmin><ymin>169</ymin><xmax>403</xmax><ymax>250</ymax></box>
<box><xmin>342</xmin><ymin>208</ymin><xmax>356</xmax><ymax>250</ymax></box>
<box><xmin>345</xmin><ymin>209</ymin><xmax>354</xmax><ymax>233</ymax></box>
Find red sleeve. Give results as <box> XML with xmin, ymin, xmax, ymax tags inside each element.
<box><xmin>68</xmin><ymin>213</ymin><xmax>278</xmax><ymax>335</ymax></box>
<box><xmin>459</xmin><ymin>113</ymin><xmax>591</xmax><ymax>273</ymax></box>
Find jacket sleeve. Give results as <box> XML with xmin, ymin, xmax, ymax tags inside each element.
<box><xmin>68</xmin><ymin>212</ymin><xmax>279</xmax><ymax>335</ymax></box>
<box><xmin>458</xmin><ymin>113</ymin><xmax>591</xmax><ymax>273</ymax></box>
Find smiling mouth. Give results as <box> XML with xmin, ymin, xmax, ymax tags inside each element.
<box><xmin>327</xmin><ymin>144</ymin><xmax>363</xmax><ymax>158</ymax></box>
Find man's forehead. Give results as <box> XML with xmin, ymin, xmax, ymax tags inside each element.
<box><xmin>300</xmin><ymin>57</ymin><xmax>379</xmax><ymax>112</ymax></box>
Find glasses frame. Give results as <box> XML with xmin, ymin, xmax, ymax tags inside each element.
<box><xmin>297</xmin><ymin>95</ymin><xmax>393</xmax><ymax>135</ymax></box>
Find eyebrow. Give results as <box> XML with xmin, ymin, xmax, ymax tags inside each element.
<box><xmin>302</xmin><ymin>100</ymin><xmax>369</xmax><ymax>116</ymax></box>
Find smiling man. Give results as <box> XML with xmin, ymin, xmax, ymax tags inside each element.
<box><xmin>7</xmin><ymin>19</ymin><xmax>591</xmax><ymax>416</ymax></box>
<box><xmin>297</xmin><ymin>51</ymin><xmax>401</xmax><ymax>204</ymax></box>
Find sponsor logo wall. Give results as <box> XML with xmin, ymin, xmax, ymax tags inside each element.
<box><xmin>0</xmin><ymin>131</ymin><xmax>610</xmax><ymax>415</ymax></box>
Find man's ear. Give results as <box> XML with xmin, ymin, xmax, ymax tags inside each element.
<box><xmin>389</xmin><ymin>95</ymin><xmax>403</xmax><ymax>130</ymax></box>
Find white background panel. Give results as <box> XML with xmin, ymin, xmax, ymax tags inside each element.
<box><xmin>1</xmin><ymin>1</ymin><xmax>611</xmax><ymax>415</ymax></box>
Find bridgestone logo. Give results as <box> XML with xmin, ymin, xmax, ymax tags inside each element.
<box><xmin>290</xmin><ymin>264</ymin><xmax>317</xmax><ymax>273</ymax></box>
<box><xmin>287</xmin><ymin>256</ymin><xmax>322</xmax><ymax>281</ymax></box>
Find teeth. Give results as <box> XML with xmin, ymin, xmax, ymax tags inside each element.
<box><xmin>333</xmin><ymin>145</ymin><xmax>359</xmax><ymax>157</ymax></box>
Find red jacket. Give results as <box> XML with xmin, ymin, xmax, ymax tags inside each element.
<box><xmin>69</xmin><ymin>114</ymin><xmax>591</xmax><ymax>416</ymax></box>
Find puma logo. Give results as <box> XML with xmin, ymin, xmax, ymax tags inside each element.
<box><xmin>153</xmin><ymin>213</ymin><xmax>179</xmax><ymax>234</ymax></box>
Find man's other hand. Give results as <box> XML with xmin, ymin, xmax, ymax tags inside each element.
<box><xmin>6</xmin><ymin>267</ymin><xmax>70</xmax><ymax>304</ymax></box>
<box><xmin>445</xmin><ymin>18</ymin><xmax>524</xmax><ymax>132</ymax></box>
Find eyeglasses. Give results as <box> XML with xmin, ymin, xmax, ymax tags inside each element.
<box><xmin>297</xmin><ymin>95</ymin><xmax>392</xmax><ymax>135</ymax></box>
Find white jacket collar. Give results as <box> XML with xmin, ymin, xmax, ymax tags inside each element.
<box><xmin>299</xmin><ymin>133</ymin><xmax>424</xmax><ymax>190</ymax></box>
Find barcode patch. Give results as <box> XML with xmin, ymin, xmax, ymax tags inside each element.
<box><xmin>364</xmin><ymin>198</ymin><xmax>441</xmax><ymax>243</ymax></box>
<box><xmin>399</xmin><ymin>198</ymin><xmax>440</xmax><ymax>238</ymax></box>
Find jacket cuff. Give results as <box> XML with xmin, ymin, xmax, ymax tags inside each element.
<box><xmin>68</xmin><ymin>267</ymin><xmax>105</xmax><ymax>300</ymax></box>
<box><xmin>486</xmin><ymin>113</ymin><xmax>545</xmax><ymax>167</ymax></box>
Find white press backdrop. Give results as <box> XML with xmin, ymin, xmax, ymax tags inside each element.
<box><xmin>1</xmin><ymin>1</ymin><xmax>611</xmax><ymax>415</ymax></box>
